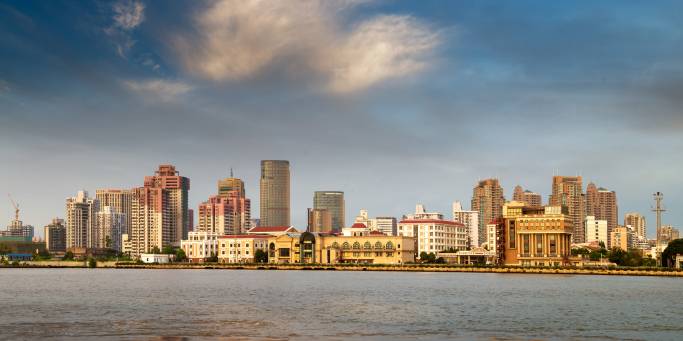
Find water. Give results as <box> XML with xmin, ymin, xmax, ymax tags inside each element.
<box><xmin>0</xmin><ymin>269</ymin><xmax>681</xmax><ymax>340</ymax></box>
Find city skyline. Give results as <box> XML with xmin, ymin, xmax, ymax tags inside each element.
<box><xmin>2</xmin><ymin>1</ymin><xmax>683</xmax><ymax>237</ymax></box>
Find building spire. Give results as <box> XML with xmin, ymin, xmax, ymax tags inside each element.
<box><xmin>230</xmin><ymin>167</ymin><xmax>234</xmax><ymax>178</ymax></box>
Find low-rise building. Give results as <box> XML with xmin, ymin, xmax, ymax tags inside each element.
<box><xmin>140</xmin><ymin>253</ymin><xmax>171</xmax><ymax>264</ymax></box>
<box><xmin>180</xmin><ymin>231</ymin><xmax>219</xmax><ymax>263</ymax></box>
<box><xmin>438</xmin><ymin>247</ymin><xmax>497</xmax><ymax>265</ymax></box>
<box><xmin>247</xmin><ymin>226</ymin><xmax>298</xmax><ymax>236</ymax></box>
<box><xmin>217</xmin><ymin>235</ymin><xmax>270</xmax><ymax>263</ymax></box>
<box><xmin>397</xmin><ymin>219</ymin><xmax>467</xmax><ymax>256</ymax></box>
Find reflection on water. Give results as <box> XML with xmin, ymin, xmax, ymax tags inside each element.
<box><xmin>0</xmin><ymin>269</ymin><xmax>681</xmax><ymax>340</ymax></box>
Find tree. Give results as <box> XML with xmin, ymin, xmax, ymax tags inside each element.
<box><xmin>0</xmin><ymin>243</ymin><xmax>11</xmax><ymax>255</ymax></box>
<box><xmin>105</xmin><ymin>236</ymin><xmax>112</xmax><ymax>249</ymax></box>
<box><xmin>589</xmin><ymin>251</ymin><xmax>602</xmax><ymax>261</ymax></box>
<box><xmin>62</xmin><ymin>251</ymin><xmax>75</xmax><ymax>261</ymax></box>
<box><xmin>162</xmin><ymin>245</ymin><xmax>175</xmax><ymax>255</ymax></box>
<box><xmin>661</xmin><ymin>239</ymin><xmax>683</xmax><ymax>267</ymax></box>
<box><xmin>206</xmin><ymin>253</ymin><xmax>218</xmax><ymax>263</ymax></box>
<box><xmin>150</xmin><ymin>246</ymin><xmax>161</xmax><ymax>254</ymax></box>
<box><xmin>34</xmin><ymin>249</ymin><xmax>51</xmax><ymax>261</ymax></box>
<box><xmin>419</xmin><ymin>252</ymin><xmax>437</xmax><ymax>263</ymax></box>
<box><xmin>175</xmin><ymin>248</ymin><xmax>187</xmax><ymax>262</ymax></box>
<box><xmin>254</xmin><ymin>249</ymin><xmax>268</xmax><ymax>263</ymax></box>
<box><xmin>572</xmin><ymin>248</ymin><xmax>590</xmax><ymax>256</ymax></box>
<box><xmin>608</xmin><ymin>247</ymin><xmax>627</xmax><ymax>266</ymax></box>
<box><xmin>88</xmin><ymin>257</ymin><xmax>97</xmax><ymax>268</ymax></box>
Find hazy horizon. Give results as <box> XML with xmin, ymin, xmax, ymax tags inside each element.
<box><xmin>2</xmin><ymin>0</ymin><xmax>682</xmax><ymax>238</ymax></box>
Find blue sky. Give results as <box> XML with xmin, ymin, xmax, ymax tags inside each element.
<box><xmin>1</xmin><ymin>0</ymin><xmax>682</xmax><ymax>238</ymax></box>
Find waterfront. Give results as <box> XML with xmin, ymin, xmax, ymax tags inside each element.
<box><xmin>1</xmin><ymin>269</ymin><xmax>682</xmax><ymax>340</ymax></box>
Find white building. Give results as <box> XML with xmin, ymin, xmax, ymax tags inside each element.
<box><xmin>140</xmin><ymin>253</ymin><xmax>171</xmax><ymax>264</ymax></box>
<box><xmin>452</xmin><ymin>201</ymin><xmax>479</xmax><ymax>248</ymax></box>
<box><xmin>180</xmin><ymin>231</ymin><xmax>219</xmax><ymax>262</ymax></box>
<box><xmin>486</xmin><ymin>223</ymin><xmax>498</xmax><ymax>253</ymax></box>
<box><xmin>354</xmin><ymin>209</ymin><xmax>397</xmax><ymax>236</ymax></box>
<box><xmin>404</xmin><ymin>204</ymin><xmax>443</xmax><ymax>220</ymax></box>
<box><xmin>398</xmin><ymin>206</ymin><xmax>467</xmax><ymax>257</ymax></box>
<box><xmin>95</xmin><ymin>206</ymin><xmax>125</xmax><ymax>251</ymax></box>
<box><xmin>65</xmin><ymin>190</ymin><xmax>99</xmax><ymax>249</ymax></box>
<box><xmin>585</xmin><ymin>216</ymin><xmax>608</xmax><ymax>247</ymax></box>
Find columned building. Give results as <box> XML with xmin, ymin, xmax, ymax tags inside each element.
<box><xmin>549</xmin><ymin>176</ymin><xmax>585</xmax><ymax>243</ymax></box>
<box><xmin>259</xmin><ymin>160</ymin><xmax>290</xmax><ymax>227</ymax></box>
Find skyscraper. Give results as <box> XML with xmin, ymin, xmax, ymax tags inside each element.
<box><xmin>197</xmin><ymin>193</ymin><xmax>250</xmax><ymax>235</ymax></box>
<box><xmin>307</xmin><ymin>208</ymin><xmax>332</xmax><ymax>233</ymax></box>
<box><xmin>65</xmin><ymin>190</ymin><xmax>98</xmax><ymax>249</ymax></box>
<box><xmin>624</xmin><ymin>212</ymin><xmax>646</xmax><ymax>239</ymax></box>
<box><xmin>44</xmin><ymin>218</ymin><xmax>66</xmax><ymax>252</ymax></box>
<box><xmin>95</xmin><ymin>206</ymin><xmax>125</xmax><ymax>251</ymax></box>
<box><xmin>513</xmin><ymin>185</ymin><xmax>542</xmax><ymax>207</ymax></box>
<box><xmin>95</xmin><ymin>189</ymin><xmax>132</xmax><ymax>235</ymax></box>
<box><xmin>313</xmin><ymin>191</ymin><xmax>345</xmax><ymax>231</ymax></box>
<box><xmin>471</xmin><ymin>179</ymin><xmax>505</xmax><ymax>246</ymax></box>
<box><xmin>129</xmin><ymin>165</ymin><xmax>190</xmax><ymax>256</ymax></box>
<box><xmin>218</xmin><ymin>175</ymin><xmax>245</xmax><ymax>198</ymax></box>
<box><xmin>586</xmin><ymin>183</ymin><xmax>618</xmax><ymax>239</ymax></box>
<box><xmin>259</xmin><ymin>160</ymin><xmax>290</xmax><ymax>227</ymax></box>
<box><xmin>549</xmin><ymin>176</ymin><xmax>585</xmax><ymax>243</ymax></box>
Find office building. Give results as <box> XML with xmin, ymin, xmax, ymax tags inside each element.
<box><xmin>95</xmin><ymin>189</ymin><xmax>132</xmax><ymax>235</ymax></box>
<box><xmin>313</xmin><ymin>191</ymin><xmax>345</xmax><ymax>231</ymax></box>
<box><xmin>259</xmin><ymin>160</ymin><xmax>290</xmax><ymax>227</ymax></box>
<box><xmin>307</xmin><ymin>208</ymin><xmax>332</xmax><ymax>233</ymax></box>
<box><xmin>197</xmin><ymin>193</ymin><xmax>250</xmax><ymax>235</ymax></box>
<box><xmin>585</xmin><ymin>216</ymin><xmax>608</xmax><ymax>246</ymax></box>
<box><xmin>471</xmin><ymin>179</ymin><xmax>505</xmax><ymax>246</ymax></box>
<box><xmin>217</xmin><ymin>174</ymin><xmax>245</xmax><ymax>198</ymax></box>
<box><xmin>549</xmin><ymin>176</ymin><xmax>585</xmax><ymax>243</ymax></box>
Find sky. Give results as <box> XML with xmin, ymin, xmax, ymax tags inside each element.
<box><xmin>1</xmin><ymin>0</ymin><xmax>682</xmax><ymax>239</ymax></box>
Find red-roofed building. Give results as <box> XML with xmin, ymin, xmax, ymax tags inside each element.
<box><xmin>247</xmin><ymin>226</ymin><xmax>298</xmax><ymax>236</ymax></box>
<box><xmin>341</xmin><ymin>223</ymin><xmax>372</xmax><ymax>237</ymax></box>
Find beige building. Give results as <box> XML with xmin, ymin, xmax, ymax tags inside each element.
<box><xmin>307</xmin><ymin>208</ymin><xmax>332</xmax><ymax>233</ymax></box>
<box><xmin>313</xmin><ymin>191</ymin><xmax>345</xmax><ymax>231</ymax></box>
<box><xmin>586</xmin><ymin>183</ymin><xmax>618</xmax><ymax>240</ymax></box>
<box><xmin>95</xmin><ymin>206</ymin><xmax>125</xmax><ymax>251</ymax></box>
<box><xmin>217</xmin><ymin>235</ymin><xmax>270</xmax><ymax>263</ymax></box>
<box><xmin>452</xmin><ymin>201</ymin><xmax>479</xmax><ymax>248</ymax></box>
<box><xmin>471</xmin><ymin>179</ymin><xmax>505</xmax><ymax>246</ymax></box>
<box><xmin>585</xmin><ymin>216</ymin><xmax>608</xmax><ymax>247</ymax></box>
<box><xmin>398</xmin><ymin>206</ymin><xmax>468</xmax><ymax>256</ymax></box>
<box><xmin>503</xmin><ymin>201</ymin><xmax>574</xmax><ymax>267</ymax></box>
<box><xmin>624</xmin><ymin>212</ymin><xmax>646</xmax><ymax>239</ymax></box>
<box><xmin>181</xmin><ymin>231</ymin><xmax>219</xmax><ymax>262</ymax></box>
<box><xmin>513</xmin><ymin>185</ymin><xmax>542</xmax><ymax>207</ymax></box>
<box><xmin>259</xmin><ymin>160</ymin><xmax>290</xmax><ymax>227</ymax></box>
<box><xmin>218</xmin><ymin>176</ymin><xmax>245</xmax><ymax>198</ymax></box>
<box><xmin>549</xmin><ymin>176</ymin><xmax>585</xmax><ymax>244</ymax></box>
<box><xmin>610</xmin><ymin>226</ymin><xmax>633</xmax><ymax>251</ymax></box>
<box><xmin>65</xmin><ymin>190</ymin><xmax>99</xmax><ymax>249</ymax></box>
<box><xmin>267</xmin><ymin>232</ymin><xmax>416</xmax><ymax>264</ymax></box>
<box><xmin>95</xmin><ymin>189</ymin><xmax>132</xmax><ymax>235</ymax></box>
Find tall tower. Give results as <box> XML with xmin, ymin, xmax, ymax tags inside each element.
<box><xmin>218</xmin><ymin>175</ymin><xmax>245</xmax><ymax>198</ymax></box>
<box><xmin>471</xmin><ymin>178</ymin><xmax>505</xmax><ymax>246</ymax></box>
<box><xmin>585</xmin><ymin>183</ymin><xmax>618</xmax><ymax>245</ymax></box>
<box><xmin>652</xmin><ymin>192</ymin><xmax>665</xmax><ymax>246</ymax></box>
<box><xmin>313</xmin><ymin>191</ymin><xmax>345</xmax><ymax>231</ymax></box>
<box><xmin>549</xmin><ymin>176</ymin><xmax>585</xmax><ymax>243</ymax></box>
<box><xmin>95</xmin><ymin>189</ymin><xmax>132</xmax><ymax>235</ymax></box>
<box><xmin>129</xmin><ymin>165</ymin><xmax>190</xmax><ymax>256</ymax></box>
<box><xmin>624</xmin><ymin>212</ymin><xmax>646</xmax><ymax>239</ymax></box>
<box><xmin>260</xmin><ymin>160</ymin><xmax>290</xmax><ymax>227</ymax></box>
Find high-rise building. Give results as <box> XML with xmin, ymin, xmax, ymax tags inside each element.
<box><xmin>95</xmin><ymin>206</ymin><xmax>125</xmax><ymax>251</ymax></box>
<box><xmin>471</xmin><ymin>179</ymin><xmax>505</xmax><ymax>246</ymax></box>
<box><xmin>549</xmin><ymin>176</ymin><xmax>585</xmax><ymax>243</ymax></box>
<box><xmin>586</xmin><ymin>183</ymin><xmax>618</xmax><ymax>239</ymax></box>
<box><xmin>585</xmin><ymin>216</ymin><xmax>608</xmax><ymax>246</ymax></box>
<box><xmin>260</xmin><ymin>160</ymin><xmax>290</xmax><ymax>227</ymax></box>
<box><xmin>313</xmin><ymin>191</ymin><xmax>345</xmax><ymax>231</ymax></box>
<box><xmin>129</xmin><ymin>165</ymin><xmax>190</xmax><ymax>256</ymax></box>
<box><xmin>44</xmin><ymin>218</ymin><xmax>66</xmax><ymax>252</ymax></box>
<box><xmin>197</xmin><ymin>193</ymin><xmax>250</xmax><ymax>235</ymax></box>
<box><xmin>307</xmin><ymin>208</ymin><xmax>332</xmax><ymax>233</ymax></box>
<box><xmin>95</xmin><ymin>189</ymin><xmax>132</xmax><ymax>235</ymax></box>
<box><xmin>452</xmin><ymin>201</ymin><xmax>479</xmax><ymax>248</ymax></box>
<box><xmin>65</xmin><ymin>190</ymin><xmax>99</xmax><ymax>249</ymax></box>
<box><xmin>218</xmin><ymin>175</ymin><xmax>245</xmax><ymax>198</ymax></box>
<box><xmin>659</xmin><ymin>225</ymin><xmax>680</xmax><ymax>246</ymax></box>
<box><xmin>610</xmin><ymin>225</ymin><xmax>634</xmax><ymax>251</ymax></box>
<box><xmin>624</xmin><ymin>212</ymin><xmax>646</xmax><ymax>239</ymax></box>
<box><xmin>513</xmin><ymin>185</ymin><xmax>542</xmax><ymax>207</ymax></box>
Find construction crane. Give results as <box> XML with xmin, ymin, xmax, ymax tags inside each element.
<box><xmin>8</xmin><ymin>194</ymin><xmax>19</xmax><ymax>221</ymax></box>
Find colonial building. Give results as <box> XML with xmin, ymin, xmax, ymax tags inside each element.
<box><xmin>180</xmin><ymin>231</ymin><xmax>219</xmax><ymax>263</ymax></box>
<box><xmin>502</xmin><ymin>201</ymin><xmax>574</xmax><ymax>267</ymax></box>
<box><xmin>398</xmin><ymin>214</ymin><xmax>468</xmax><ymax>257</ymax></box>
<box><xmin>217</xmin><ymin>235</ymin><xmax>270</xmax><ymax>263</ymax></box>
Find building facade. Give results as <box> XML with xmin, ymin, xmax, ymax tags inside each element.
<box><xmin>624</xmin><ymin>212</ymin><xmax>646</xmax><ymax>239</ymax></box>
<box><xmin>471</xmin><ymin>179</ymin><xmax>505</xmax><ymax>246</ymax></box>
<box><xmin>95</xmin><ymin>189</ymin><xmax>132</xmax><ymax>235</ymax></box>
<box><xmin>313</xmin><ymin>191</ymin><xmax>345</xmax><ymax>231</ymax></box>
<box><xmin>197</xmin><ymin>194</ymin><xmax>250</xmax><ymax>235</ymax></box>
<box><xmin>610</xmin><ymin>226</ymin><xmax>634</xmax><ymax>251</ymax></box>
<box><xmin>180</xmin><ymin>231</ymin><xmax>219</xmax><ymax>262</ymax></box>
<box><xmin>95</xmin><ymin>206</ymin><xmax>125</xmax><ymax>251</ymax></box>
<box><xmin>307</xmin><ymin>208</ymin><xmax>332</xmax><ymax>233</ymax></box>
<box><xmin>353</xmin><ymin>209</ymin><xmax>396</xmax><ymax>236</ymax></box>
<box><xmin>502</xmin><ymin>201</ymin><xmax>573</xmax><ymax>266</ymax></box>
<box><xmin>549</xmin><ymin>176</ymin><xmax>585</xmax><ymax>244</ymax></box>
<box><xmin>217</xmin><ymin>235</ymin><xmax>270</xmax><ymax>263</ymax></box>
<box><xmin>129</xmin><ymin>165</ymin><xmax>190</xmax><ymax>257</ymax></box>
<box><xmin>513</xmin><ymin>185</ymin><xmax>542</xmax><ymax>207</ymax></box>
<box><xmin>452</xmin><ymin>201</ymin><xmax>479</xmax><ymax>248</ymax></box>
<box><xmin>260</xmin><ymin>160</ymin><xmax>290</xmax><ymax>227</ymax></box>
<box><xmin>217</xmin><ymin>176</ymin><xmax>245</xmax><ymax>198</ymax></box>
<box><xmin>65</xmin><ymin>190</ymin><xmax>99</xmax><ymax>249</ymax></box>
<box><xmin>44</xmin><ymin>218</ymin><xmax>66</xmax><ymax>253</ymax></box>
<box><xmin>585</xmin><ymin>216</ymin><xmax>608</xmax><ymax>247</ymax></box>
<box><xmin>586</xmin><ymin>183</ymin><xmax>618</xmax><ymax>241</ymax></box>
<box><xmin>397</xmin><ymin>218</ymin><xmax>468</xmax><ymax>256</ymax></box>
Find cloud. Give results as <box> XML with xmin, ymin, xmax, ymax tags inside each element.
<box><xmin>123</xmin><ymin>79</ymin><xmax>192</xmax><ymax>101</ymax></box>
<box><xmin>0</xmin><ymin>79</ymin><xmax>9</xmax><ymax>93</ymax></box>
<box><xmin>173</xmin><ymin>0</ymin><xmax>440</xmax><ymax>93</ymax></box>
<box><xmin>106</xmin><ymin>0</ymin><xmax>146</xmax><ymax>58</ymax></box>
<box><xmin>113</xmin><ymin>0</ymin><xmax>145</xmax><ymax>30</ymax></box>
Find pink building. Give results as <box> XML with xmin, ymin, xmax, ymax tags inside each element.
<box><xmin>197</xmin><ymin>190</ymin><xmax>251</xmax><ymax>235</ymax></box>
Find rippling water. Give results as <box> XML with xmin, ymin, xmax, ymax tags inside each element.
<box><xmin>0</xmin><ymin>269</ymin><xmax>682</xmax><ymax>340</ymax></box>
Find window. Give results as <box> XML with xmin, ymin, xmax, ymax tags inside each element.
<box><xmin>364</xmin><ymin>242</ymin><xmax>372</xmax><ymax>250</ymax></box>
<box><xmin>508</xmin><ymin>221</ymin><xmax>516</xmax><ymax>249</ymax></box>
<box><xmin>279</xmin><ymin>248</ymin><xmax>290</xmax><ymax>257</ymax></box>
<box><xmin>536</xmin><ymin>234</ymin><xmax>543</xmax><ymax>255</ymax></box>
<box><xmin>332</xmin><ymin>242</ymin><xmax>339</xmax><ymax>249</ymax></box>
<box><xmin>549</xmin><ymin>235</ymin><xmax>557</xmax><ymax>254</ymax></box>
<box><xmin>353</xmin><ymin>242</ymin><xmax>361</xmax><ymax>250</ymax></box>
<box><xmin>522</xmin><ymin>235</ymin><xmax>530</xmax><ymax>255</ymax></box>
<box><xmin>342</xmin><ymin>242</ymin><xmax>350</xmax><ymax>250</ymax></box>
<box><xmin>386</xmin><ymin>241</ymin><xmax>394</xmax><ymax>249</ymax></box>
<box><xmin>374</xmin><ymin>241</ymin><xmax>382</xmax><ymax>249</ymax></box>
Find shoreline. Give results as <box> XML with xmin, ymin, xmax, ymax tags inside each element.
<box><xmin>2</xmin><ymin>262</ymin><xmax>683</xmax><ymax>277</ymax></box>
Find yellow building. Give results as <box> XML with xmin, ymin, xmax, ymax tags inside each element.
<box><xmin>502</xmin><ymin>201</ymin><xmax>574</xmax><ymax>266</ymax></box>
<box><xmin>217</xmin><ymin>235</ymin><xmax>270</xmax><ymax>263</ymax></box>
<box><xmin>610</xmin><ymin>226</ymin><xmax>632</xmax><ymax>251</ymax></box>
<box><xmin>267</xmin><ymin>232</ymin><xmax>416</xmax><ymax>264</ymax></box>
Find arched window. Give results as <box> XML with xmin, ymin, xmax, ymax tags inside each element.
<box><xmin>385</xmin><ymin>241</ymin><xmax>394</xmax><ymax>249</ymax></box>
<box><xmin>374</xmin><ymin>241</ymin><xmax>383</xmax><ymax>249</ymax></box>
<box><xmin>331</xmin><ymin>242</ymin><xmax>339</xmax><ymax>249</ymax></box>
<box><xmin>363</xmin><ymin>242</ymin><xmax>372</xmax><ymax>250</ymax></box>
<box><xmin>352</xmin><ymin>242</ymin><xmax>361</xmax><ymax>250</ymax></box>
<box><xmin>342</xmin><ymin>242</ymin><xmax>350</xmax><ymax>250</ymax></box>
